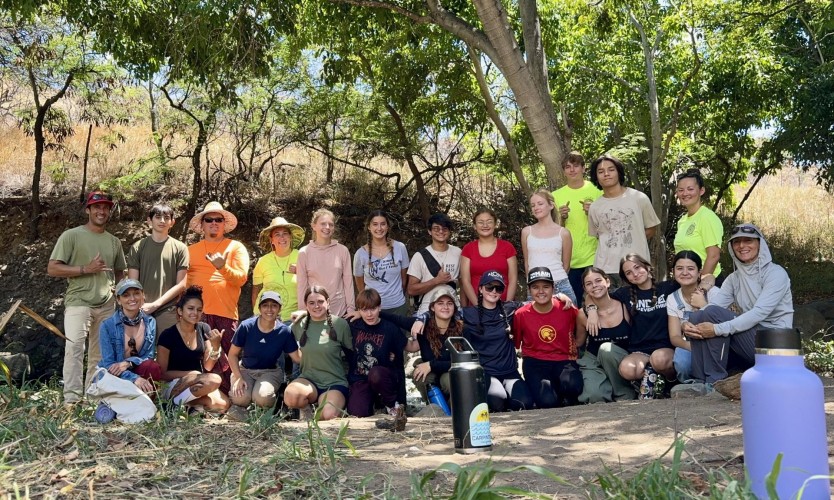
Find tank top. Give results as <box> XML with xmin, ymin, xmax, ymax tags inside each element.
<box><xmin>586</xmin><ymin>302</ymin><xmax>631</xmax><ymax>356</ymax></box>
<box><xmin>526</xmin><ymin>226</ymin><xmax>569</xmax><ymax>281</ymax></box>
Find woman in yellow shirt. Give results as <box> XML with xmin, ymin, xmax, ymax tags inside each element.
<box><xmin>252</xmin><ymin>216</ymin><xmax>305</xmax><ymax>322</ymax></box>
<box><xmin>674</xmin><ymin>169</ymin><xmax>723</xmax><ymax>278</ymax></box>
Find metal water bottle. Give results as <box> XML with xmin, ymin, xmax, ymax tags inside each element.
<box><xmin>446</xmin><ymin>337</ymin><xmax>492</xmax><ymax>454</ymax></box>
<box><xmin>741</xmin><ymin>328</ymin><xmax>830</xmax><ymax>499</ymax></box>
<box><xmin>427</xmin><ymin>383</ymin><xmax>451</xmax><ymax>416</ymax></box>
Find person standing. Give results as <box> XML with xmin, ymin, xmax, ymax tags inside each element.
<box><xmin>126</xmin><ymin>204</ymin><xmax>189</xmax><ymax>334</ymax></box>
<box><xmin>674</xmin><ymin>169</ymin><xmax>724</xmax><ymax>279</ymax></box>
<box><xmin>47</xmin><ymin>190</ymin><xmax>127</xmax><ymax>405</ymax></box>
<box><xmin>521</xmin><ymin>189</ymin><xmax>576</xmax><ymax>304</ymax></box>
<box><xmin>296</xmin><ymin>209</ymin><xmax>355</xmax><ymax>317</ymax></box>
<box><xmin>587</xmin><ymin>155</ymin><xmax>660</xmax><ymax>286</ymax></box>
<box><xmin>252</xmin><ymin>216</ymin><xmax>305</xmax><ymax>322</ymax></box>
<box><xmin>406</xmin><ymin>213</ymin><xmax>461</xmax><ymax>314</ymax></box>
<box><xmin>353</xmin><ymin>210</ymin><xmax>410</xmax><ymax>317</ymax></box>
<box><xmin>460</xmin><ymin>208</ymin><xmax>518</xmax><ymax>305</ymax></box>
<box><xmin>186</xmin><ymin>201</ymin><xmax>250</xmax><ymax>391</ymax></box>
<box><xmin>552</xmin><ymin>152</ymin><xmax>603</xmax><ymax>305</ymax></box>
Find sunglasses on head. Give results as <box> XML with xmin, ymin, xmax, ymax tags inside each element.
<box><xmin>731</xmin><ymin>225</ymin><xmax>760</xmax><ymax>237</ymax></box>
<box><xmin>203</xmin><ymin>217</ymin><xmax>225</xmax><ymax>224</ymax></box>
<box><xmin>127</xmin><ymin>337</ymin><xmax>138</xmax><ymax>357</ymax></box>
<box><xmin>483</xmin><ymin>284</ymin><xmax>505</xmax><ymax>293</ymax></box>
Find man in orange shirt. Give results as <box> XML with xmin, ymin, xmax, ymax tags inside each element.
<box><xmin>186</xmin><ymin>201</ymin><xmax>250</xmax><ymax>392</ymax></box>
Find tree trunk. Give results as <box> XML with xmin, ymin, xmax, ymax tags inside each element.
<box><xmin>80</xmin><ymin>122</ymin><xmax>93</xmax><ymax>204</ymax></box>
<box><xmin>29</xmin><ymin>106</ymin><xmax>47</xmax><ymax>242</ymax></box>
<box><xmin>467</xmin><ymin>45</ymin><xmax>531</xmax><ymax>198</ymax></box>
<box><xmin>148</xmin><ymin>80</ymin><xmax>165</xmax><ymax>158</ymax></box>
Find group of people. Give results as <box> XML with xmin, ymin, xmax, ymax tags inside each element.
<box><xmin>47</xmin><ymin>151</ymin><xmax>793</xmax><ymax>423</ymax></box>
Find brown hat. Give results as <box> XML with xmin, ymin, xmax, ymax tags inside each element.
<box><xmin>258</xmin><ymin>216</ymin><xmax>305</xmax><ymax>251</ymax></box>
<box><xmin>189</xmin><ymin>201</ymin><xmax>238</xmax><ymax>234</ymax></box>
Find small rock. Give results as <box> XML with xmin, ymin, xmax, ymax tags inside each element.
<box><xmin>414</xmin><ymin>403</ymin><xmax>449</xmax><ymax>418</ymax></box>
<box><xmin>713</xmin><ymin>373</ymin><xmax>742</xmax><ymax>400</ymax></box>
<box><xmin>0</xmin><ymin>352</ymin><xmax>30</xmax><ymax>382</ymax></box>
<box><xmin>794</xmin><ymin>306</ymin><xmax>827</xmax><ymax>342</ymax></box>
<box><xmin>671</xmin><ymin>383</ymin><xmax>710</xmax><ymax>399</ymax></box>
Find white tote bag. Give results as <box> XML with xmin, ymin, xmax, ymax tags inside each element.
<box><xmin>85</xmin><ymin>367</ymin><xmax>157</xmax><ymax>423</ymax></box>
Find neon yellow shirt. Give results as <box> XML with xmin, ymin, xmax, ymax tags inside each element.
<box><xmin>252</xmin><ymin>250</ymin><xmax>299</xmax><ymax>320</ymax></box>
<box><xmin>674</xmin><ymin>206</ymin><xmax>723</xmax><ymax>276</ymax></box>
<box><xmin>553</xmin><ymin>181</ymin><xmax>603</xmax><ymax>268</ymax></box>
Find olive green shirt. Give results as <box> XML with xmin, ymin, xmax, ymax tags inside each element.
<box><xmin>50</xmin><ymin>226</ymin><xmax>126</xmax><ymax>307</ymax></box>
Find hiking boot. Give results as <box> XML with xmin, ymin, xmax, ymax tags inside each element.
<box><xmin>375</xmin><ymin>404</ymin><xmax>407</xmax><ymax>432</ymax></box>
<box><xmin>225</xmin><ymin>405</ymin><xmax>248</xmax><ymax>422</ymax></box>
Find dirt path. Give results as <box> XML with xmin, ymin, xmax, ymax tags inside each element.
<box><xmin>288</xmin><ymin>378</ymin><xmax>834</xmax><ymax>497</ymax></box>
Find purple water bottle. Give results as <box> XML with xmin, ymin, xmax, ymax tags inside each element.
<box><xmin>741</xmin><ymin>328</ymin><xmax>830</xmax><ymax>499</ymax></box>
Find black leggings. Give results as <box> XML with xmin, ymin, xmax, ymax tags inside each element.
<box><xmin>484</xmin><ymin>372</ymin><xmax>533</xmax><ymax>412</ymax></box>
<box><xmin>522</xmin><ymin>357</ymin><xmax>583</xmax><ymax>408</ymax></box>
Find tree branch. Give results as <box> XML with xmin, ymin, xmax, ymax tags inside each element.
<box><xmin>577</xmin><ymin>65</ymin><xmax>642</xmax><ymax>95</ymax></box>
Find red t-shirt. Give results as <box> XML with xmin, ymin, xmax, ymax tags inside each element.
<box><xmin>461</xmin><ymin>239</ymin><xmax>517</xmax><ymax>301</ymax></box>
<box><xmin>512</xmin><ymin>299</ymin><xmax>578</xmax><ymax>362</ymax></box>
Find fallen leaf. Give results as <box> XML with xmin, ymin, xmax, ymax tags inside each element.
<box><xmin>63</xmin><ymin>449</ymin><xmax>80</xmax><ymax>461</ymax></box>
<box><xmin>59</xmin><ymin>484</ymin><xmax>74</xmax><ymax>494</ymax></box>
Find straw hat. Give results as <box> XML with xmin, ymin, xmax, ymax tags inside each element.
<box><xmin>259</xmin><ymin>216</ymin><xmax>305</xmax><ymax>251</ymax></box>
<box><xmin>189</xmin><ymin>201</ymin><xmax>238</xmax><ymax>234</ymax></box>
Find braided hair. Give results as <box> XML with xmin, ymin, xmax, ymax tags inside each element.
<box><xmin>619</xmin><ymin>254</ymin><xmax>656</xmax><ymax>316</ymax></box>
<box><xmin>299</xmin><ymin>285</ymin><xmax>337</xmax><ymax>347</ymax></box>
<box><xmin>365</xmin><ymin>210</ymin><xmax>394</xmax><ymax>271</ymax></box>
<box><xmin>475</xmin><ymin>292</ymin><xmax>511</xmax><ymax>337</ymax></box>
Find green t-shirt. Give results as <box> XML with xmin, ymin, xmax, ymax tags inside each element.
<box><xmin>252</xmin><ymin>250</ymin><xmax>299</xmax><ymax>321</ymax></box>
<box><xmin>553</xmin><ymin>181</ymin><xmax>603</xmax><ymax>268</ymax></box>
<box><xmin>292</xmin><ymin>316</ymin><xmax>352</xmax><ymax>388</ymax></box>
<box><xmin>126</xmin><ymin>236</ymin><xmax>189</xmax><ymax>308</ymax></box>
<box><xmin>49</xmin><ymin>226</ymin><xmax>127</xmax><ymax>307</ymax></box>
<box><xmin>674</xmin><ymin>206</ymin><xmax>723</xmax><ymax>276</ymax></box>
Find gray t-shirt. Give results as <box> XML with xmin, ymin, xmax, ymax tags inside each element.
<box><xmin>353</xmin><ymin>241</ymin><xmax>410</xmax><ymax>309</ymax></box>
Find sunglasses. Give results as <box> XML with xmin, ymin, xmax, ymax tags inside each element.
<box><xmin>731</xmin><ymin>225</ymin><xmax>760</xmax><ymax>237</ymax></box>
<box><xmin>483</xmin><ymin>284</ymin><xmax>505</xmax><ymax>293</ymax></box>
<box><xmin>203</xmin><ymin>217</ymin><xmax>225</xmax><ymax>224</ymax></box>
<box><xmin>127</xmin><ymin>338</ymin><xmax>138</xmax><ymax>357</ymax></box>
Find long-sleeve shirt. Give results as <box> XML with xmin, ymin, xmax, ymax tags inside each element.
<box><xmin>187</xmin><ymin>239</ymin><xmax>250</xmax><ymax>320</ymax></box>
<box><xmin>98</xmin><ymin>312</ymin><xmax>157</xmax><ymax>382</ymax></box>
<box><xmin>296</xmin><ymin>240</ymin><xmax>355</xmax><ymax>317</ymax></box>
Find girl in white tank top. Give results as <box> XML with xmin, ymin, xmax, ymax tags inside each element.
<box><xmin>521</xmin><ymin>189</ymin><xmax>577</xmax><ymax>303</ymax></box>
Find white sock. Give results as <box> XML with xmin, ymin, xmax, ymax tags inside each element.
<box><xmin>173</xmin><ymin>388</ymin><xmax>198</xmax><ymax>405</ymax></box>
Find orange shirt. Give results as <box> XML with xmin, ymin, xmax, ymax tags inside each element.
<box><xmin>187</xmin><ymin>239</ymin><xmax>250</xmax><ymax>320</ymax></box>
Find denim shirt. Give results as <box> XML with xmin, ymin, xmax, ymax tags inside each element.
<box><xmin>97</xmin><ymin>311</ymin><xmax>157</xmax><ymax>382</ymax></box>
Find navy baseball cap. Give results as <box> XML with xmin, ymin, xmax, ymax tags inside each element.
<box><xmin>478</xmin><ymin>270</ymin><xmax>506</xmax><ymax>288</ymax></box>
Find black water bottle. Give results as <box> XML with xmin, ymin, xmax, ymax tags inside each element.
<box><xmin>446</xmin><ymin>337</ymin><xmax>492</xmax><ymax>454</ymax></box>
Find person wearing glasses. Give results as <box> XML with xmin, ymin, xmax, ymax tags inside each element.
<box><xmin>674</xmin><ymin>169</ymin><xmax>723</xmax><ymax>280</ymax></box>
<box><xmin>406</xmin><ymin>213</ymin><xmax>461</xmax><ymax>315</ymax></box>
<box><xmin>48</xmin><ymin>190</ymin><xmax>127</xmax><ymax>406</ymax></box>
<box><xmin>460</xmin><ymin>208</ymin><xmax>518</xmax><ymax>305</ymax></box>
<box><xmin>252</xmin><ymin>216</ymin><xmax>305</xmax><ymax>323</ymax></box>
<box><xmin>682</xmin><ymin>224</ymin><xmax>794</xmax><ymax>383</ymax></box>
<box><xmin>186</xmin><ymin>201</ymin><xmax>250</xmax><ymax>393</ymax></box>
<box><xmin>126</xmin><ymin>204</ymin><xmax>189</xmax><ymax>333</ymax></box>
<box><xmin>97</xmin><ymin>279</ymin><xmax>161</xmax><ymax>394</ymax></box>
<box><xmin>587</xmin><ymin>156</ymin><xmax>661</xmax><ymax>287</ymax></box>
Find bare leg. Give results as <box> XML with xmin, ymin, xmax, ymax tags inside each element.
<box><xmin>317</xmin><ymin>390</ymin><xmax>346</xmax><ymax>421</ymax></box>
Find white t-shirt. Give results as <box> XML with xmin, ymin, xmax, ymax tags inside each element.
<box><xmin>666</xmin><ymin>286</ymin><xmax>720</xmax><ymax>322</ymax></box>
<box><xmin>588</xmin><ymin>187</ymin><xmax>661</xmax><ymax>273</ymax></box>
<box><xmin>407</xmin><ymin>245</ymin><xmax>462</xmax><ymax>314</ymax></box>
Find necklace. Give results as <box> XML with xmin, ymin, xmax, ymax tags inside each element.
<box><xmin>271</xmin><ymin>252</ymin><xmax>292</xmax><ymax>284</ymax></box>
<box><xmin>203</xmin><ymin>238</ymin><xmax>227</xmax><ymax>256</ymax></box>
<box><xmin>176</xmin><ymin>323</ymin><xmax>198</xmax><ymax>349</ymax></box>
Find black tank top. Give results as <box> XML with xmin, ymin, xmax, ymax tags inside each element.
<box><xmin>586</xmin><ymin>302</ymin><xmax>631</xmax><ymax>357</ymax></box>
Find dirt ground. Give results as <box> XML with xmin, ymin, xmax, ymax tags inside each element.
<box><xmin>286</xmin><ymin>378</ymin><xmax>834</xmax><ymax>497</ymax></box>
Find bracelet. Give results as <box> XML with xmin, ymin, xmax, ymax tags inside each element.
<box><xmin>207</xmin><ymin>346</ymin><xmax>222</xmax><ymax>360</ymax></box>
<box><xmin>409</xmin><ymin>335</ymin><xmax>417</xmax><ymax>342</ymax></box>
<box><xmin>584</xmin><ymin>304</ymin><xmax>598</xmax><ymax>314</ymax></box>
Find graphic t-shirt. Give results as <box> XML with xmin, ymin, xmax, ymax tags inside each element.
<box><xmin>252</xmin><ymin>250</ymin><xmax>299</xmax><ymax>320</ymax></box>
<box><xmin>461</xmin><ymin>239</ymin><xmax>517</xmax><ymax>301</ymax></box>
<box><xmin>126</xmin><ymin>236</ymin><xmax>189</xmax><ymax>308</ymax></box>
<box><xmin>291</xmin><ymin>316</ymin><xmax>352</xmax><ymax>388</ymax></box>
<box><xmin>347</xmin><ymin>318</ymin><xmax>407</xmax><ymax>383</ymax></box>
<box><xmin>50</xmin><ymin>226</ymin><xmax>127</xmax><ymax>307</ymax></box>
<box><xmin>513</xmin><ymin>299</ymin><xmax>578</xmax><ymax>362</ymax></box>
<box><xmin>553</xmin><ymin>181</ymin><xmax>603</xmax><ymax>268</ymax></box>
<box><xmin>232</xmin><ymin>316</ymin><xmax>298</xmax><ymax>370</ymax></box>
<box><xmin>674</xmin><ymin>206</ymin><xmax>724</xmax><ymax>277</ymax></box>
<box><xmin>588</xmin><ymin>188</ymin><xmax>661</xmax><ymax>273</ymax></box>
<box><xmin>407</xmin><ymin>244</ymin><xmax>462</xmax><ymax>314</ymax></box>
<box><xmin>353</xmin><ymin>241</ymin><xmax>410</xmax><ymax>309</ymax></box>
<box><xmin>158</xmin><ymin>323</ymin><xmax>210</xmax><ymax>373</ymax></box>
<box><xmin>612</xmin><ymin>281</ymin><xmax>678</xmax><ymax>353</ymax></box>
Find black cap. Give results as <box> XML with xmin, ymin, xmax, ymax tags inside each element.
<box><xmin>755</xmin><ymin>328</ymin><xmax>801</xmax><ymax>350</ymax></box>
<box><xmin>527</xmin><ymin>267</ymin><xmax>554</xmax><ymax>285</ymax></box>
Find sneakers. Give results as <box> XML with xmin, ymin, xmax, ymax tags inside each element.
<box><xmin>375</xmin><ymin>404</ymin><xmax>407</xmax><ymax>432</ymax></box>
<box><xmin>225</xmin><ymin>405</ymin><xmax>249</xmax><ymax>422</ymax></box>
<box><xmin>639</xmin><ymin>365</ymin><xmax>658</xmax><ymax>400</ymax></box>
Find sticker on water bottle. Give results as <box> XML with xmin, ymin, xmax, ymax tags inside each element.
<box><xmin>468</xmin><ymin>403</ymin><xmax>492</xmax><ymax>447</ymax></box>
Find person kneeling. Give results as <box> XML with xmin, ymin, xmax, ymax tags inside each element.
<box><xmin>227</xmin><ymin>292</ymin><xmax>301</xmax><ymax>419</ymax></box>
<box><xmin>98</xmin><ymin>278</ymin><xmax>161</xmax><ymax>395</ymax></box>
<box><xmin>682</xmin><ymin>224</ymin><xmax>793</xmax><ymax>383</ymax></box>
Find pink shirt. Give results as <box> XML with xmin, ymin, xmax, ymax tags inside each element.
<box><xmin>461</xmin><ymin>239</ymin><xmax>516</xmax><ymax>301</ymax></box>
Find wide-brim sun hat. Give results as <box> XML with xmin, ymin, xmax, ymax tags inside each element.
<box><xmin>424</xmin><ymin>285</ymin><xmax>460</xmax><ymax>309</ymax></box>
<box><xmin>189</xmin><ymin>201</ymin><xmax>238</xmax><ymax>234</ymax></box>
<box><xmin>258</xmin><ymin>216</ymin><xmax>306</xmax><ymax>251</ymax></box>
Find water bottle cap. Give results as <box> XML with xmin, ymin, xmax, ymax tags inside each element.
<box><xmin>755</xmin><ymin>328</ymin><xmax>802</xmax><ymax>353</ymax></box>
<box><xmin>445</xmin><ymin>337</ymin><xmax>480</xmax><ymax>363</ymax></box>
